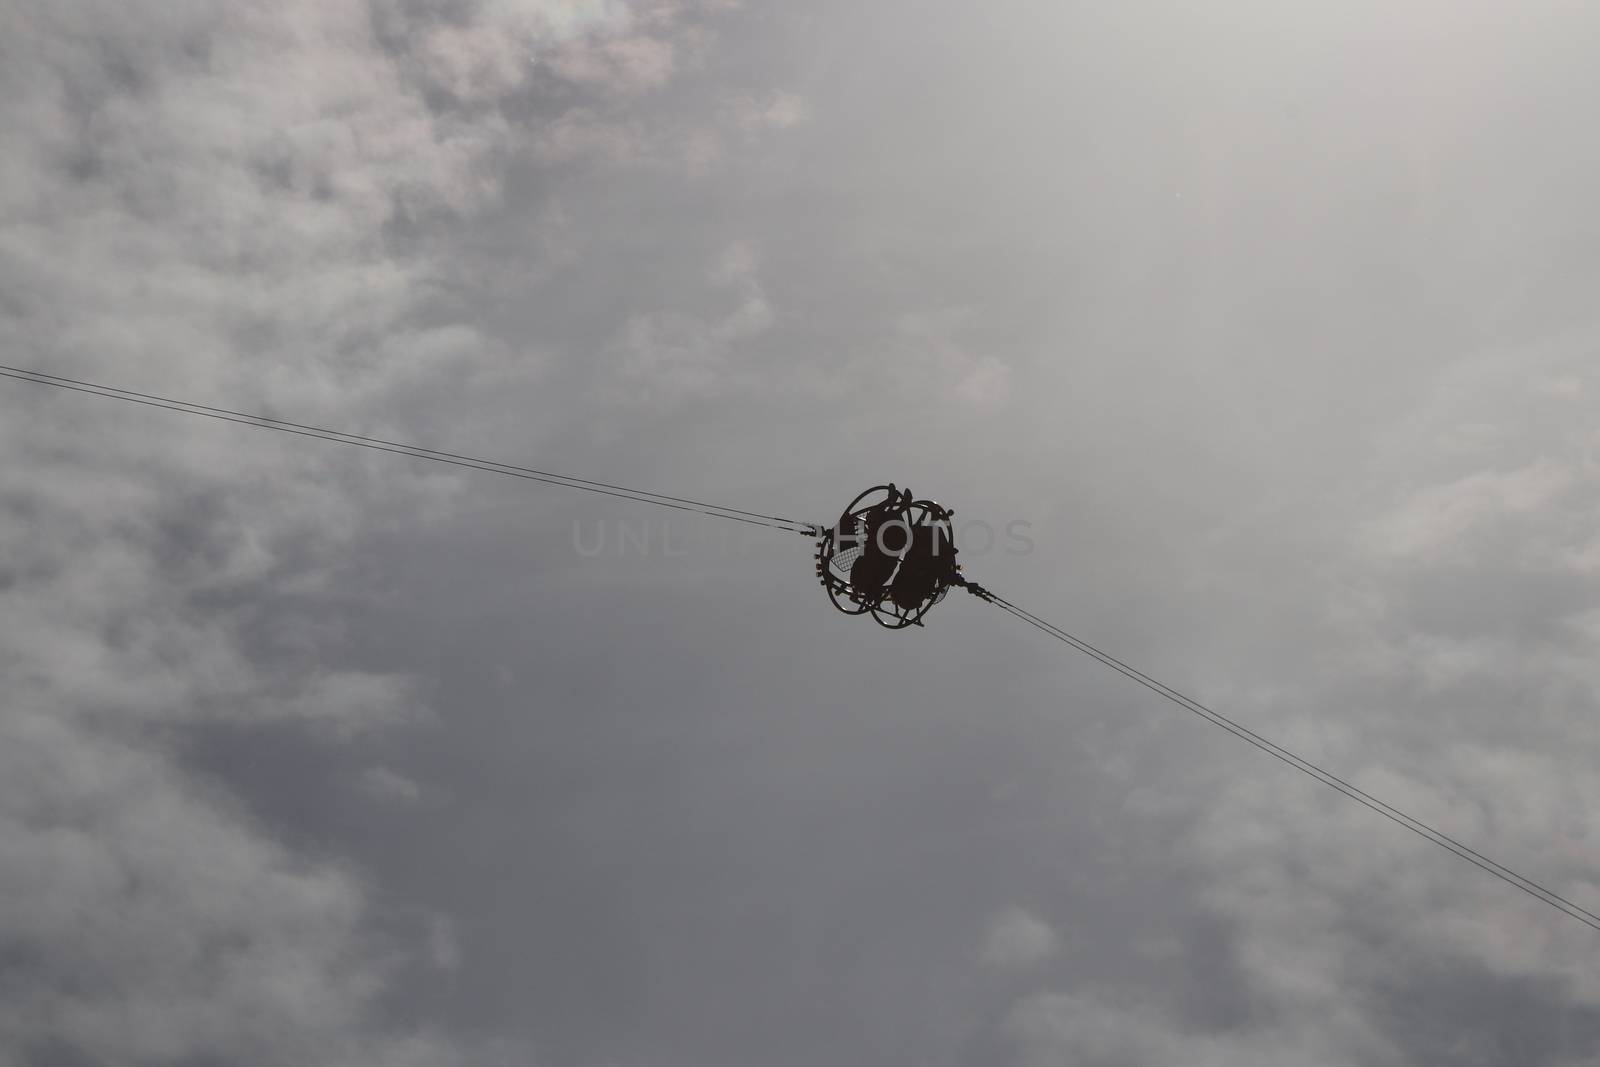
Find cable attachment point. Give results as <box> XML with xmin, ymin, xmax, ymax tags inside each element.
<box><xmin>951</xmin><ymin>573</ymin><xmax>996</xmax><ymax>603</ymax></box>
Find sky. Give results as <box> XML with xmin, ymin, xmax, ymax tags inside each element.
<box><xmin>2</xmin><ymin>1</ymin><xmax>1600</xmax><ymax>1064</ymax></box>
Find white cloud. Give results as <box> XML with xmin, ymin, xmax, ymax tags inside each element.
<box><xmin>1366</xmin><ymin>459</ymin><xmax>1577</xmax><ymax>565</ymax></box>
<box><xmin>1140</xmin><ymin>344</ymin><xmax>1600</xmax><ymax>1064</ymax></box>
<box><xmin>428</xmin><ymin>913</ymin><xmax>465</xmax><ymax>973</ymax></box>
<box><xmin>980</xmin><ymin>906</ymin><xmax>1059</xmax><ymax>972</ymax></box>
<box><xmin>887</xmin><ymin>308</ymin><xmax>1013</xmax><ymax>414</ymax></box>
<box><xmin>358</xmin><ymin>765</ymin><xmax>426</xmax><ymax>806</ymax></box>
<box><xmin>1003</xmin><ymin>990</ymin><xmax>1400</xmax><ymax>1067</ymax></box>
<box><xmin>609</xmin><ymin>241</ymin><xmax>774</xmax><ymax>408</ymax></box>
<box><xmin>954</xmin><ymin>354</ymin><xmax>1014</xmax><ymax>412</ymax></box>
<box><xmin>544</xmin><ymin>31</ymin><xmax>677</xmax><ymax>95</ymax></box>
<box><xmin>724</xmin><ymin>90</ymin><xmax>809</xmax><ymax>133</ymax></box>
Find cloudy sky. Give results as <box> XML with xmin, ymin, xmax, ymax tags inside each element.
<box><xmin>3</xmin><ymin>1</ymin><xmax>1600</xmax><ymax>1064</ymax></box>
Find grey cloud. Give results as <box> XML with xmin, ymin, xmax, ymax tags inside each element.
<box><xmin>7</xmin><ymin>0</ymin><xmax>1600</xmax><ymax>1065</ymax></box>
<box><xmin>0</xmin><ymin>0</ymin><xmax>716</xmax><ymax>1063</ymax></box>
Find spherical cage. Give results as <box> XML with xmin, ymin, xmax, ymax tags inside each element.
<box><xmin>814</xmin><ymin>484</ymin><xmax>959</xmax><ymax>629</ymax></box>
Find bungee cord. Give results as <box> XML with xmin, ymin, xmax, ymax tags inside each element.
<box><xmin>955</xmin><ymin>578</ymin><xmax>1600</xmax><ymax>932</ymax></box>
<box><xmin>0</xmin><ymin>364</ymin><xmax>818</xmax><ymax>536</ymax></box>
<box><xmin>5</xmin><ymin>363</ymin><xmax>1595</xmax><ymax>932</ymax></box>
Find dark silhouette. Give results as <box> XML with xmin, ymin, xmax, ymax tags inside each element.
<box><xmin>814</xmin><ymin>484</ymin><xmax>962</xmax><ymax>629</ymax></box>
